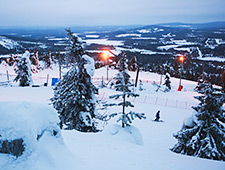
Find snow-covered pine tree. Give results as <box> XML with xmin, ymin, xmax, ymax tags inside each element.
<box><xmin>31</xmin><ymin>48</ymin><xmax>39</xmax><ymax>66</ymax></box>
<box><xmin>44</xmin><ymin>50</ymin><xmax>52</xmax><ymax>68</ymax></box>
<box><xmin>107</xmin><ymin>53</ymin><xmax>146</xmax><ymax>128</ymax></box>
<box><xmin>128</xmin><ymin>56</ymin><xmax>138</xmax><ymax>71</ymax></box>
<box><xmin>65</xmin><ymin>29</ymin><xmax>84</xmax><ymax>66</ymax></box>
<box><xmin>163</xmin><ymin>73</ymin><xmax>171</xmax><ymax>92</ymax></box>
<box><xmin>14</xmin><ymin>50</ymin><xmax>33</xmax><ymax>86</ymax></box>
<box><xmin>171</xmin><ymin>86</ymin><xmax>225</xmax><ymax>161</ymax></box>
<box><xmin>222</xmin><ymin>70</ymin><xmax>225</xmax><ymax>93</ymax></box>
<box><xmin>51</xmin><ymin>29</ymin><xmax>98</xmax><ymax>132</ymax></box>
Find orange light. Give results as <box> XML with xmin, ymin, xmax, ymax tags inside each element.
<box><xmin>102</xmin><ymin>50</ymin><xmax>109</xmax><ymax>60</ymax></box>
<box><xmin>6</xmin><ymin>58</ymin><xmax>9</xmax><ymax>63</ymax></box>
<box><xmin>179</xmin><ymin>56</ymin><xmax>185</xmax><ymax>62</ymax></box>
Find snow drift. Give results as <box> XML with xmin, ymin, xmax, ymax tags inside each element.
<box><xmin>0</xmin><ymin>101</ymin><xmax>79</xmax><ymax>170</ymax></box>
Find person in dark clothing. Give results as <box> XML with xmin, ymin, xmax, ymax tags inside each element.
<box><xmin>154</xmin><ymin>110</ymin><xmax>160</xmax><ymax>121</ymax></box>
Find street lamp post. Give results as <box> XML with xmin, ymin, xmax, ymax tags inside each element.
<box><xmin>178</xmin><ymin>55</ymin><xmax>185</xmax><ymax>91</ymax></box>
<box><xmin>102</xmin><ymin>50</ymin><xmax>110</xmax><ymax>80</ymax></box>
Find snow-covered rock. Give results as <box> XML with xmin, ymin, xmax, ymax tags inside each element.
<box><xmin>0</xmin><ymin>102</ymin><xmax>60</xmax><ymax>156</ymax></box>
<box><xmin>0</xmin><ymin>101</ymin><xmax>80</xmax><ymax>170</ymax></box>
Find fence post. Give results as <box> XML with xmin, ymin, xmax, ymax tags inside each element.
<box><xmin>165</xmin><ymin>98</ymin><xmax>168</xmax><ymax>106</ymax></box>
<box><xmin>101</xmin><ymin>92</ymin><xmax>105</xmax><ymax>100</ymax></box>
<box><xmin>155</xmin><ymin>97</ymin><xmax>158</xmax><ymax>105</ymax></box>
<box><xmin>143</xmin><ymin>96</ymin><xmax>147</xmax><ymax>103</ymax></box>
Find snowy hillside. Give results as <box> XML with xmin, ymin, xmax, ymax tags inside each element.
<box><xmin>0</xmin><ymin>64</ymin><xmax>224</xmax><ymax>170</ymax></box>
<box><xmin>0</xmin><ymin>36</ymin><xmax>22</xmax><ymax>50</ymax></box>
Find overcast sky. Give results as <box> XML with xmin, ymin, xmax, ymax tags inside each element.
<box><xmin>0</xmin><ymin>0</ymin><xmax>224</xmax><ymax>27</ymax></box>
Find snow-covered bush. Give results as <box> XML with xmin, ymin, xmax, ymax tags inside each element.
<box><xmin>171</xmin><ymin>87</ymin><xmax>225</xmax><ymax>161</ymax></box>
<box><xmin>51</xmin><ymin>29</ymin><xmax>98</xmax><ymax>132</ymax></box>
<box><xmin>14</xmin><ymin>50</ymin><xmax>33</xmax><ymax>86</ymax></box>
<box><xmin>0</xmin><ymin>102</ymin><xmax>61</xmax><ymax>157</ymax></box>
<box><xmin>107</xmin><ymin>124</ymin><xmax>144</xmax><ymax>145</ymax></box>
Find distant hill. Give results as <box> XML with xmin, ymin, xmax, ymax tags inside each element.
<box><xmin>156</xmin><ymin>21</ymin><xmax>225</xmax><ymax>29</ymax></box>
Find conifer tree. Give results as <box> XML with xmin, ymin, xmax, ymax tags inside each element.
<box><xmin>44</xmin><ymin>50</ymin><xmax>52</xmax><ymax>68</ymax></box>
<box><xmin>51</xmin><ymin>29</ymin><xmax>98</xmax><ymax>132</ymax></box>
<box><xmin>14</xmin><ymin>50</ymin><xmax>33</xmax><ymax>86</ymax></box>
<box><xmin>107</xmin><ymin>54</ymin><xmax>146</xmax><ymax>128</ymax></box>
<box><xmin>171</xmin><ymin>86</ymin><xmax>225</xmax><ymax>161</ymax></box>
<box><xmin>163</xmin><ymin>73</ymin><xmax>171</xmax><ymax>92</ymax></box>
<box><xmin>222</xmin><ymin>70</ymin><xmax>225</xmax><ymax>93</ymax></box>
<box><xmin>65</xmin><ymin>29</ymin><xmax>84</xmax><ymax>66</ymax></box>
<box><xmin>128</xmin><ymin>56</ymin><xmax>138</xmax><ymax>71</ymax></box>
<box><xmin>31</xmin><ymin>48</ymin><xmax>39</xmax><ymax>66</ymax></box>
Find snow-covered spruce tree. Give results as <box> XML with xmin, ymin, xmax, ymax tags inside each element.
<box><xmin>43</xmin><ymin>50</ymin><xmax>52</xmax><ymax>69</ymax></box>
<box><xmin>128</xmin><ymin>56</ymin><xmax>138</xmax><ymax>71</ymax></box>
<box><xmin>31</xmin><ymin>48</ymin><xmax>39</xmax><ymax>66</ymax></box>
<box><xmin>14</xmin><ymin>50</ymin><xmax>33</xmax><ymax>86</ymax></box>
<box><xmin>107</xmin><ymin>54</ymin><xmax>146</xmax><ymax>128</ymax></box>
<box><xmin>51</xmin><ymin>29</ymin><xmax>98</xmax><ymax>132</ymax></box>
<box><xmin>171</xmin><ymin>87</ymin><xmax>225</xmax><ymax>161</ymax></box>
<box><xmin>163</xmin><ymin>73</ymin><xmax>171</xmax><ymax>92</ymax></box>
<box><xmin>65</xmin><ymin>29</ymin><xmax>84</xmax><ymax>66</ymax></box>
<box><xmin>222</xmin><ymin>70</ymin><xmax>225</xmax><ymax>93</ymax></box>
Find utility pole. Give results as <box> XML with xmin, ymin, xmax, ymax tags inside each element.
<box><xmin>135</xmin><ymin>66</ymin><xmax>140</xmax><ymax>87</ymax></box>
<box><xmin>178</xmin><ymin>56</ymin><xmax>185</xmax><ymax>91</ymax></box>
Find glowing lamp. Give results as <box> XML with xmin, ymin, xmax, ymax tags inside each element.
<box><xmin>179</xmin><ymin>56</ymin><xmax>185</xmax><ymax>62</ymax></box>
<box><xmin>6</xmin><ymin>58</ymin><xmax>9</xmax><ymax>63</ymax></box>
<box><xmin>102</xmin><ymin>50</ymin><xmax>109</xmax><ymax>60</ymax></box>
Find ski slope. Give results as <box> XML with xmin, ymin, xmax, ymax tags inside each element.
<box><xmin>0</xmin><ymin>64</ymin><xmax>224</xmax><ymax>170</ymax></box>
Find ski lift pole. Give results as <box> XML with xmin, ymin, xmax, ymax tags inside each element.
<box><xmin>59</xmin><ymin>64</ymin><xmax>62</xmax><ymax>80</ymax></box>
<box><xmin>107</xmin><ymin>65</ymin><xmax>109</xmax><ymax>81</ymax></box>
<box><xmin>6</xmin><ymin>70</ymin><xmax>9</xmax><ymax>81</ymax></box>
<box><xmin>135</xmin><ymin>66</ymin><xmax>140</xmax><ymax>87</ymax></box>
<box><xmin>178</xmin><ymin>55</ymin><xmax>185</xmax><ymax>91</ymax></box>
<box><xmin>159</xmin><ymin>73</ymin><xmax>163</xmax><ymax>85</ymax></box>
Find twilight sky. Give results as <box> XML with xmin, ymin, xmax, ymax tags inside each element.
<box><xmin>0</xmin><ymin>0</ymin><xmax>224</xmax><ymax>27</ymax></box>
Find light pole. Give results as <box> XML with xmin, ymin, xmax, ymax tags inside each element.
<box><xmin>6</xmin><ymin>58</ymin><xmax>10</xmax><ymax>81</ymax></box>
<box><xmin>102</xmin><ymin>50</ymin><xmax>110</xmax><ymax>80</ymax></box>
<box><xmin>178</xmin><ymin>55</ymin><xmax>185</xmax><ymax>91</ymax></box>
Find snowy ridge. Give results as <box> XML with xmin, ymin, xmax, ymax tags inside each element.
<box><xmin>84</xmin><ymin>39</ymin><xmax>124</xmax><ymax>46</ymax></box>
<box><xmin>0</xmin><ymin>36</ymin><xmax>22</xmax><ymax>50</ymax></box>
<box><xmin>116</xmin><ymin>34</ymin><xmax>141</xmax><ymax>37</ymax></box>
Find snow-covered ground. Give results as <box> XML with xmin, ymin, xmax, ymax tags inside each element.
<box><xmin>0</xmin><ymin>64</ymin><xmax>224</xmax><ymax>170</ymax></box>
<box><xmin>0</xmin><ymin>36</ymin><xmax>22</xmax><ymax>50</ymax></box>
<box><xmin>197</xmin><ymin>56</ymin><xmax>225</xmax><ymax>62</ymax></box>
<box><xmin>83</xmin><ymin>39</ymin><xmax>124</xmax><ymax>46</ymax></box>
<box><xmin>116</xmin><ymin>34</ymin><xmax>142</xmax><ymax>37</ymax></box>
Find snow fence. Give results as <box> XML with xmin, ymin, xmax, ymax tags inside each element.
<box><xmin>98</xmin><ymin>92</ymin><xmax>198</xmax><ymax>110</ymax></box>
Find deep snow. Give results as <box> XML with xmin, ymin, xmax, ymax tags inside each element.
<box><xmin>0</xmin><ymin>64</ymin><xmax>224</xmax><ymax>170</ymax></box>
